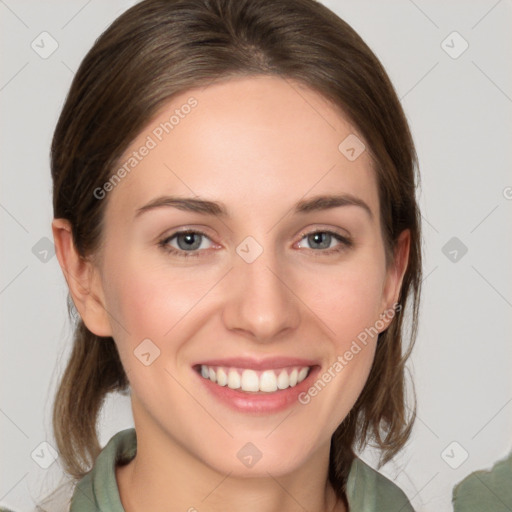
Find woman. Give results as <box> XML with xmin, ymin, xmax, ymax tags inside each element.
<box><xmin>37</xmin><ymin>0</ymin><xmax>422</xmax><ymax>510</ymax></box>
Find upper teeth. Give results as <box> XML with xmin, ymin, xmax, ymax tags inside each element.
<box><xmin>200</xmin><ymin>365</ymin><xmax>310</xmax><ymax>393</ymax></box>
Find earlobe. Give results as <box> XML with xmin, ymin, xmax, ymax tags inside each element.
<box><xmin>51</xmin><ymin>218</ymin><xmax>112</xmax><ymax>337</ymax></box>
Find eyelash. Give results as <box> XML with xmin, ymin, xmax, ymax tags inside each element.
<box><xmin>158</xmin><ymin>229</ymin><xmax>353</xmax><ymax>259</ymax></box>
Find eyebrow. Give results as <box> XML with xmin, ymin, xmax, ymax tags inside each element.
<box><xmin>135</xmin><ymin>193</ymin><xmax>373</xmax><ymax>220</ymax></box>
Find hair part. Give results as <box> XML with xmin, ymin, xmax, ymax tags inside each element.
<box><xmin>50</xmin><ymin>0</ymin><xmax>421</xmax><ymax>503</ymax></box>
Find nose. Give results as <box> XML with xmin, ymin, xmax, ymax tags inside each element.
<box><xmin>222</xmin><ymin>245</ymin><xmax>301</xmax><ymax>343</ymax></box>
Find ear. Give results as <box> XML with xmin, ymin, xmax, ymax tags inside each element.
<box><xmin>52</xmin><ymin>218</ymin><xmax>113</xmax><ymax>337</ymax></box>
<box><xmin>378</xmin><ymin>229</ymin><xmax>411</xmax><ymax>330</ymax></box>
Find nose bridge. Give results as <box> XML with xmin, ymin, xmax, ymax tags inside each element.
<box><xmin>223</xmin><ymin>234</ymin><xmax>301</xmax><ymax>341</ymax></box>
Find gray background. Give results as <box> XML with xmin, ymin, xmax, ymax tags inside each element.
<box><xmin>1</xmin><ymin>1</ymin><xmax>511</xmax><ymax>511</ymax></box>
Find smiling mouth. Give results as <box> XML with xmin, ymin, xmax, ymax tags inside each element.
<box><xmin>193</xmin><ymin>364</ymin><xmax>313</xmax><ymax>393</ymax></box>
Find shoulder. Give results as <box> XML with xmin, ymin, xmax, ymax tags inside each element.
<box><xmin>452</xmin><ymin>451</ymin><xmax>512</xmax><ymax>511</ymax></box>
<box><xmin>346</xmin><ymin>457</ymin><xmax>415</xmax><ymax>512</ymax></box>
<box><xmin>69</xmin><ymin>428</ymin><xmax>137</xmax><ymax>512</ymax></box>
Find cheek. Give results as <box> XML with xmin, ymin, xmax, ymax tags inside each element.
<box><xmin>304</xmin><ymin>255</ymin><xmax>387</xmax><ymax>344</ymax></box>
<box><xmin>101</xmin><ymin>265</ymin><xmax>203</xmax><ymax>406</ymax></box>
<box><xmin>296</xmin><ymin>262</ymin><xmax>385</xmax><ymax>434</ymax></box>
<box><xmin>103</xmin><ymin>252</ymin><xmax>203</xmax><ymax>336</ymax></box>
<box><xmin>101</xmin><ymin>255</ymin><xmax>224</xmax><ymax>375</ymax></box>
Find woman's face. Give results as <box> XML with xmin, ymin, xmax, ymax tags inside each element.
<box><xmin>86</xmin><ymin>75</ymin><xmax>407</xmax><ymax>476</ymax></box>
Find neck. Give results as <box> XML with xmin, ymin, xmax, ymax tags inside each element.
<box><xmin>117</xmin><ymin>461</ymin><xmax>345</xmax><ymax>512</ymax></box>
<box><xmin>115</xmin><ymin>424</ymin><xmax>348</xmax><ymax>512</ymax></box>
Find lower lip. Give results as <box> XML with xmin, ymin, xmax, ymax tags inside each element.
<box><xmin>194</xmin><ymin>366</ymin><xmax>320</xmax><ymax>414</ymax></box>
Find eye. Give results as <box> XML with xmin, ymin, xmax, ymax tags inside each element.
<box><xmin>158</xmin><ymin>228</ymin><xmax>353</xmax><ymax>259</ymax></box>
<box><xmin>159</xmin><ymin>230</ymin><xmax>214</xmax><ymax>258</ymax></box>
<box><xmin>296</xmin><ymin>230</ymin><xmax>352</xmax><ymax>255</ymax></box>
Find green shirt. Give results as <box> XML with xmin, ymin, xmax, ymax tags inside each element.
<box><xmin>68</xmin><ymin>428</ymin><xmax>415</xmax><ymax>511</ymax></box>
<box><xmin>452</xmin><ymin>450</ymin><xmax>512</xmax><ymax>512</ymax></box>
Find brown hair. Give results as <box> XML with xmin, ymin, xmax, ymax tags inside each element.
<box><xmin>50</xmin><ymin>0</ymin><xmax>421</xmax><ymax>501</ymax></box>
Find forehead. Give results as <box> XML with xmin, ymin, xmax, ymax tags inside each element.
<box><xmin>104</xmin><ymin>75</ymin><xmax>378</xmax><ymax>222</ymax></box>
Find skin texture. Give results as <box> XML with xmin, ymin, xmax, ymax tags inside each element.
<box><xmin>53</xmin><ymin>75</ymin><xmax>410</xmax><ymax>512</ymax></box>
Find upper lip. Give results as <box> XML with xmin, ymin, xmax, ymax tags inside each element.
<box><xmin>193</xmin><ymin>356</ymin><xmax>320</xmax><ymax>371</ymax></box>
